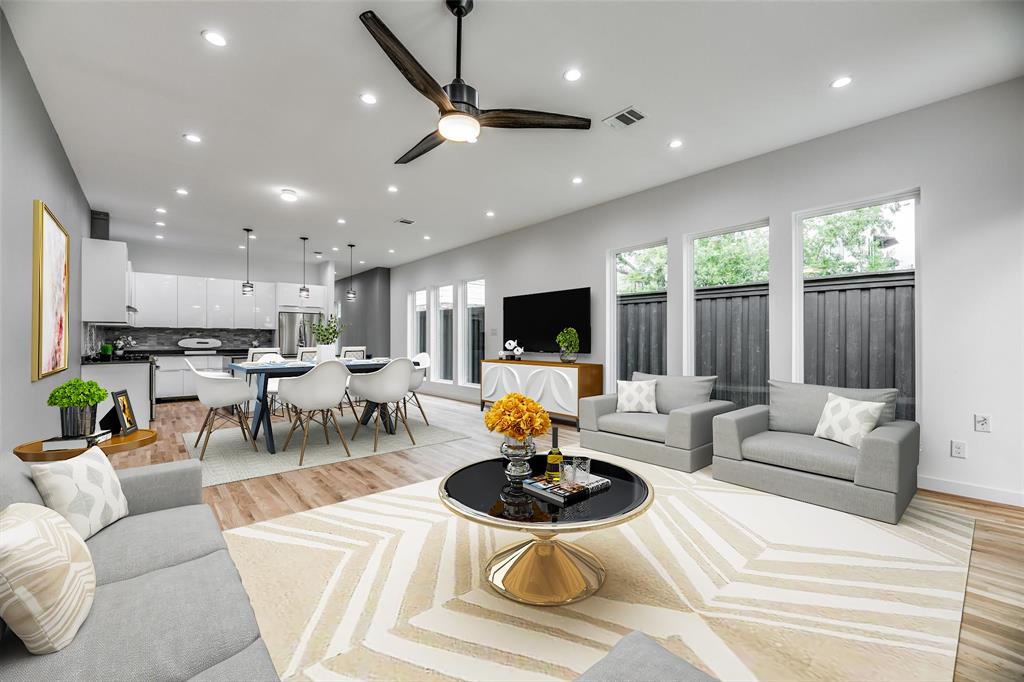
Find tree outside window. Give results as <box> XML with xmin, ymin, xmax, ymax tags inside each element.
<box><xmin>616</xmin><ymin>244</ymin><xmax>667</xmax><ymax>294</ymax></box>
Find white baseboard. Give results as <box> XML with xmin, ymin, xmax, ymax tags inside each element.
<box><xmin>918</xmin><ymin>475</ymin><xmax>1024</xmax><ymax>507</ymax></box>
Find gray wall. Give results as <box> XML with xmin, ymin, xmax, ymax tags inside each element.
<box><xmin>390</xmin><ymin>78</ymin><xmax>1024</xmax><ymax>506</ymax></box>
<box><xmin>336</xmin><ymin>267</ymin><xmax>390</xmax><ymax>358</ymax></box>
<box><xmin>1</xmin><ymin>9</ymin><xmax>92</xmax><ymax>450</ymax></box>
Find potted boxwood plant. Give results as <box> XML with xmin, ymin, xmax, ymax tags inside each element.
<box><xmin>47</xmin><ymin>378</ymin><xmax>108</xmax><ymax>437</ymax></box>
<box><xmin>555</xmin><ymin>327</ymin><xmax>580</xmax><ymax>363</ymax></box>
<box><xmin>311</xmin><ymin>315</ymin><xmax>345</xmax><ymax>363</ymax></box>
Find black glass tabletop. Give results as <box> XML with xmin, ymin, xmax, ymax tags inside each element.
<box><xmin>441</xmin><ymin>455</ymin><xmax>650</xmax><ymax>528</ymax></box>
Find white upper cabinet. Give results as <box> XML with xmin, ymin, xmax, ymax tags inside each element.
<box><xmin>82</xmin><ymin>238</ymin><xmax>128</xmax><ymax>323</ymax></box>
<box><xmin>205</xmin><ymin>278</ymin><xmax>235</xmax><ymax>328</ymax></box>
<box><xmin>233</xmin><ymin>281</ymin><xmax>255</xmax><ymax>329</ymax></box>
<box><xmin>303</xmin><ymin>284</ymin><xmax>326</xmax><ymax>309</ymax></box>
<box><xmin>133</xmin><ymin>272</ymin><xmax>178</xmax><ymax>327</ymax></box>
<box><xmin>177</xmin><ymin>276</ymin><xmax>207</xmax><ymax>328</ymax></box>
<box><xmin>276</xmin><ymin>282</ymin><xmax>300</xmax><ymax>308</ymax></box>
<box><xmin>254</xmin><ymin>281</ymin><xmax>276</xmax><ymax>329</ymax></box>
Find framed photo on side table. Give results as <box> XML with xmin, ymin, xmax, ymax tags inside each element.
<box><xmin>102</xmin><ymin>389</ymin><xmax>139</xmax><ymax>435</ymax></box>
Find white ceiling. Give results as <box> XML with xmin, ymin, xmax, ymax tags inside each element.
<box><xmin>5</xmin><ymin>1</ymin><xmax>1024</xmax><ymax>276</ymax></box>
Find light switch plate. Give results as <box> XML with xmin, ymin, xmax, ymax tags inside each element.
<box><xmin>950</xmin><ymin>440</ymin><xmax>967</xmax><ymax>459</ymax></box>
<box><xmin>974</xmin><ymin>414</ymin><xmax>991</xmax><ymax>433</ymax></box>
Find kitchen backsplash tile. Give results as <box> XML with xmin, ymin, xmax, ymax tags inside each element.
<box><xmin>84</xmin><ymin>325</ymin><xmax>274</xmax><ymax>354</ymax></box>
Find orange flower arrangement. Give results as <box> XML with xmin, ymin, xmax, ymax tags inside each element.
<box><xmin>484</xmin><ymin>392</ymin><xmax>551</xmax><ymax>442</ymax></box>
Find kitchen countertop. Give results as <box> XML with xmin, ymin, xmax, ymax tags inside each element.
<box><xmin>82</xmin><ymin>348</ymin><xmax>258</xmax><ymax>365</ymax></box>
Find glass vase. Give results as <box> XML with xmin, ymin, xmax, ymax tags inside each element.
<box><xmin>499</xmin><ymin>435</ymin><xmax>535</xmax><ymax>486</ymax></box>
<box><xmin>559</xmin><ymin>349</ymin><xmax>578</xmax><ymax>363</ymax></box>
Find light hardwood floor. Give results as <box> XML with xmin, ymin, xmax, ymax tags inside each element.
<box><xmin>110</xmin><ymin>395</ymin><xmax>1024</xmax><ymax>682</ymax></box>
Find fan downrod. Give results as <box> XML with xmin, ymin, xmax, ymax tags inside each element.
<box><xmin>445</xmin><ymin>0</ymin><xmax>474</xmax><ymax>18</ymax></box>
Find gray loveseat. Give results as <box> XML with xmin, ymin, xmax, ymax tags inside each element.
<box><xmin>0</xmin><ymin>452</ymin><xmax>278</xmax><ymax>681</ymax></box>
<box><xmin>579</xmin><ymin>373</ymin><xmax>735</xmax><ymax>472</ymax></box>
<box><xmin>712</xmin><ymin>380</ymin><xmax>919</xmax><ymax>523</ymax></box>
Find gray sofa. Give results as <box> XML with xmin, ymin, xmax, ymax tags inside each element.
<box><xmin>577</xmin><ymin>631</ymin><xmax>716</xmax><ymax>681</ymax></box>
<box><xmin>0</xmin><ymin>452</ymin><xmax>279</xmax><ymax>681</ymax></box>
<box><xmin>712</xmin><ymin>380</ymin><xmax>919</xmax><ymax>523</ymax></box>
<box><xmin>580</xmin><ymin>373</ymin><xmax>735</xmax><ymax>472</ymax></box>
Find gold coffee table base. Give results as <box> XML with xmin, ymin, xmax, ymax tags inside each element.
<box><xmin>485</xmin><ymin>535</ymin><xmax>606</xmax><ymax>606</ymax></box>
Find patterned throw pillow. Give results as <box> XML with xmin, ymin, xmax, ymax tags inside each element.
<box><xmin>814</xmin><ymin>392</ymin><xmax>886</xmax><ymax>449</ymax></box>
<box><xmin>616</xmin><ymin>379</ymin><xmax>658</xmax><ymax>414</ymax></box>
<box><xmin>30</xmin><ymin>446</ymin><xmax>129</xmax><ymax>540</ymax></box>
<box><xmin>0</xmin><ymin>503</ymin><xmax>96</xmax><ymax>654</ymax></box>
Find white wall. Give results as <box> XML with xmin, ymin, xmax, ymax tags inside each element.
<box><xmin>127</xmin><ymin>241</ymin><xmax>315</xmax><ymax>284</ymax></box>
<box><xmin>390</xmin><ymin>78</ymin><xmax>1024</xmax><ymax>506</ymax></box>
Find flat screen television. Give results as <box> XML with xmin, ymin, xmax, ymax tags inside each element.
<box><xmin>502</xmin><ymin>287</ymin><xmax>591</xmax><ymax>354</ymax></box>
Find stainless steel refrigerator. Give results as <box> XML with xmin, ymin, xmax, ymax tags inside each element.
<box><xmin>277</xmin><ymin>311</ymin><xmax>322</xmax><ymax>356</ymax></box>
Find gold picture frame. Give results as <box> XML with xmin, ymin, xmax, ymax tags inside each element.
<box><xmin>31</xmin><ymin>200</ymin><xmax>70</xmax><ymax>381</ymax></box>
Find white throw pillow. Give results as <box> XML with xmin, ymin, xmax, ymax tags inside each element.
<box><xmin>30</xmin><ymin>446</ymin><xmax>129</xmax><ymax>540</ymax></box>
<box><xmin>0</xmin><ymin>503</ymin><xmax>96</xmax><ymax>654</ymax></box>
<box><xmin>814</xmin><ymin>392</ymin><xmax>886</xmax><ymax>449</ymax></box>
<box><xmin>616</xmin><ymin>379</ymin><xmax>658</xmax><ymax>414</ymax></box>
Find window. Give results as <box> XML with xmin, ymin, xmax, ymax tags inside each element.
<box><xmin>801</xmin><ymin>198</ymin><xmax>916</xmax><ymax>418</ymax></box>
<box><xmin>615</xmin><ymin>244</ymin><xmax>668</xmax><ymax>380</ymax></box>
<box><xmin>436</xmin><ymin>285</ymin><xmax>454</xmax><ymax>381</ymax></box>
<box><xmin>692</xmin><ymin>223</ymin><xmax>770</xmax><ymax>407</ymax></box>
<box><xmin>413</xmin><ymin>290</ymin><xmax>427</xmax><ymax>355</ymax></box>
<box><xmin>465</xmin><ymin>279</ymin><xmax>485</xmax><ymax>385</ymax></box>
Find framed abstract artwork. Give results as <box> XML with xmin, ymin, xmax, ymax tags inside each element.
<box><xmin>31</xmin><ymin>200</ymin><xmax>70</xmax><ymax>381</ymax></box>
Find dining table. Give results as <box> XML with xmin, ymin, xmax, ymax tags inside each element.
<box><xmin>228</xmin><ymin>357</ymin><xmax>396</xmax><ymax>453</ymax></box>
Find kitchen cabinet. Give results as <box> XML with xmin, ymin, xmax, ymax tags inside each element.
<box><xmin>154</xmin><ymin>355</ymin><xmax>228</xmax><ymax>398</ymax></box>
<box><xmin>133</xmin><ymin>273</ymin><xmax>178</xmax><ymax>327</ymax></box>
<box><xmin>177</xmin><ymin>276</ymin><xmax>207</xmax><ymax>328</ymax></box>
<box><xmin>303</xmin><ymin>284</ymin><xmax>326</xmax><ymax>309</ymax></box>
<box><xmin>234</xmin><ymin>282</ymin><xmax>255</xmax><ymax>329</ymax></box>
<box><xmin>206</xmin><ymin>278</ymin><xmax>234</xmax><ymax>328</ymax></box>
<box><xmin>82</xmin><ymin>238</ymin><xmax>128</xmax><ymax>323</ymax></box>
<box><xmin>254</xmin><ymin>281</ymin><xmax>276</xmax><ymax>329</ymax></box>
<box><xmin>275</xmin><ymin>282</ymin><xmax>324</xmax><ymax>310</ymax></box>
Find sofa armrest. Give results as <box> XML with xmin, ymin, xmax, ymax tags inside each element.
<box><xmin>579</xmin><ymin>394</ymin><xmax>618</xmax><ymax>431</ymax></box>
<box><xmin>712</xmin><ymin>405</ymin><xmax>769</xmax><ymax>460</ymax></box>
<box><xmin>666</xmin><ymin>400</ymin><xmax>736</xmax><ymax>450</ymax></box>
<box><xmin>854</xmin><ymin>420</ymin><xmax>920</xmax><ymax>494</ymax></box>
<box><xmin>117</xmin><ymin>459</ymin><xmax>203</xmax><ymax>516</ymax></box>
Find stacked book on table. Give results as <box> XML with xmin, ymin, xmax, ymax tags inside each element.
<box><xmin>40</xmin><ymin>430</ymin><xmax>113</xmax><ymax>452</ymax></box>
<box><xmin>523</xmin><ymin>472</ymin><xmax>611</xmax><ymax>506</ymax></box>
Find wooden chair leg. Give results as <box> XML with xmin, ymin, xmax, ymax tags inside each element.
<box><xmin>351</xmin><ymin>410</ymin><xmax>362</xmax><ymax>441</ymax></box>
<box><xmin>329</xmin><ymin>410</ymin><xmax>351</xmax><ymax>457</ymax></box>
<box><xmin>195</xmin><ymin>408</ymin><xmax>214</xmax><ymax>448</ymax></box>
<box><xmin>372</xmin><ymin>409</ymin><xmax>381</xmax><ymax>452</ymax></box>
<box><xmin>283</xmin><ymin>410</ymin><xmax>302</xmax><ymax>451</ymax></box>
<box><xmin>412</xmin><ymin>392</ymin><xmax>429</xmax><ymax>426</ymax></box>
<box><xmin>298</xmin><ymin>412</ymin><xmax>312</xmax><ymax>466</ymax></box>
<box><xmin>397</xmin><ymin>401</ymin><xmax>416</xmax><ymax>445</ymax></box>
<box><xmin>345</xmin><ymin>392</ymin><xmax>357</xmax><ymax>417</ymax></box>
<box><xmin>321</xmin><ymin>410</ymin><xmax>330</xmax><ymax>444</ymax></box>
<box><xmin>199</xmin><ymin>410</ymin><xmax>216</xmax><ymax>461</ymax></box>
<box><xmin>239</xmin><ymin>405</ymin><xmax>258</xmax><ymax>452</ymax></box>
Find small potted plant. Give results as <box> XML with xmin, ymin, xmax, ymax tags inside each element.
<box><xmin>47</xmin><ymin>378</ymin><xmax>108</xmax><ymax>437</ymax></box>
<box><xmin>311</xmin><ymin>315</ymin><xmax>345</xmax><ymax>363</ymax></box>
<box><xmin>555</xmin><ymin>327</ymin><xmax>580</xmax><ymax>363</ymax></box>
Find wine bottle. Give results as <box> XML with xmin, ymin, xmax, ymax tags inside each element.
<box><xmin>545</xmin><ymin>426</ymin><xmax>562</xmax><ymax>483</ymax></box>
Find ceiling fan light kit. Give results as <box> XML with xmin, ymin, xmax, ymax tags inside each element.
<box><xmin>360</xmin><ymin>0</ymin><xmax>591</xmax><ymax>164</ymax></box>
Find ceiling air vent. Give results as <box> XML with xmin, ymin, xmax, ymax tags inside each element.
<box><xmin>602</xmin><ymin>106</ymin><xmax>646</xmax><ymax>130</ymax></box>
<box><xmin>394</xmin><ymin>218</ymin><xmax>415</xmax><ymax>225</ymax></box>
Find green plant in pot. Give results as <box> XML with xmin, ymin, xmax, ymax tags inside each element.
<box><xmin>555</xmin><ymin>327</ymin><xmax>580</xmax><ymax>364</ymax></box>
<box><xmin>311</xmin><ymin>315</ymin><xmax>346</xmax><ymax>363</ymax></box>
<box><xmin>47</xmin><ymin>378</ymin><xmax>108</xmax><ymax>437</ymax></box>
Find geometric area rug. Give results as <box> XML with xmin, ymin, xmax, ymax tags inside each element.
<box><xmin>224</xmin><ymin>447</ymin><xmax>974</xmax><ymax>681</ymax></box>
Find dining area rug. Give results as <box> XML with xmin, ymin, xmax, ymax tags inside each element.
<box><xmin>182</xmin><ymin>412</ymin><xmax>468</xmax><ymax>486</ymax></box>
<box><xmin>224</xmin><ymin>447</ymin><xmax>974</xmax><ymax>681</ymax></box>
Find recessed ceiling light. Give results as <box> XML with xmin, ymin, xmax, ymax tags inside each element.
<box><xmin>668</xmin><ymin>139</ymin><xmax>683</xmax><ymax>149</ymax></box>
<box><xmin>572</xmin><ymin>176</ymin><xmax>583</xmax><ymax>184</ymax></box>
<box><xmin>155</xmin><ymin>221</ymin><xmax>165</xmax><ymax>227</ymax></box>
<box><xmin>280</xmin><ymin>188</ymin><xmax>298</xmax><ymax>202</ymax></box>
<box><xmin>332</xmin><ymin>246</ymin><xmax>339</xmax><ymax>251</ymax></box>
<box><xmin>248</xmin><ymin>233</ymin><xmax>256</xmax><ymax>240</ymax></box>
<box><xmin>155</xmin><ymin>207</ymin><xmax>167</xmax><ymax>214</ymax></box>
<box><xmin>238</xmin><ymin>245</ymin><xmax>246</xmax><ymax>249</ymax></box>
<box><xmin>176</xmin><ymin>188</ymin><xmax>189</xmax><ymax>195</ymax></box>
<box><xmin>387</xmin><ymin>185</ymin><xmax>398</xmax><ymax>193</ymax></box>
<box><xmin>830</xmin><ymin>75</ymin><xmax>853</xmax><ymax>89</ymax></box>
<box><xmin>360</xmin><ymin>93</ymin><xmax>377</xmax><ymax>105</ymax></box>
<box><xmin>359</xmin><ymin>260</ymin><xmax>365</xmax><ymax>264</ymax></box>
<box><xmin>182</xmin><ymin>133</ymin><xmax>202</xmax><ymax>144</ymax></box>
<box><xmin>388</xmin><ymin>249</ymin><xmax>395</xmax><ymax>253</ymax></box>
<box><xmin>467</xmin><ymin>137</ymin><xmax>478</xmax><ymax>144</ymax></box>
<box><xmin>485</xmin><ymin>210</ymin><xmax>495</xmax><ymax>217</ymax></box>
<box><xmin>155</xmin><ymin>234</ymin><xmax>164</xmax><ymax>239</ymax></box>
<box><xmin>201</xmin><ymin>30</ymin><xmax>227</xmax><ymax>47</ymax></box>
<box><xmin>423</xmin><ymin>235</ymin><xmax>431</xmax><ymax>240</ymax></box>
<box><xmin>563</xmin><ymin>67</ymin><xmax>582</xmax><ymax>82</ymax></box>
<box><xmin>337</xmin><ymin>218</ymin><xmax>346</xmax><ymax>224</ymax></box>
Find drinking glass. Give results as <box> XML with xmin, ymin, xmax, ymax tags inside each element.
<box><xmin>571</xmin><ymin>456</ymin><xmax>591</xmax><ymax>485</ymax></box>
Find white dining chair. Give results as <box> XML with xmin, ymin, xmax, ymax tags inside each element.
<box><xmin>187</xmin><ymin>359</ymin><xmax>259</xmax><ymax>460</ymax></box>
<box><xmin>247</xmin><ymin>347</ymin><xmax>282</xmax><ymax>362</ymax></box>
<box><xmin>276</xmin><ymin>360</ymin><xmax>351</xmax><ymax>465</ymax></box>
<box><xmin>341</xmin><ymin>346</ymin><xmax>367</xmax><ymax>359</ymax></box>
<box><xmin>404</xmin><ymin>352</ymin><xmax>431</xmax><ymax>425</ymax></box>
<box><xmin>348</xmin><ymin>358</ymin><xmax>415</xmax><ymax>452</ymax></box>
<box><xmin>297</xmin><ymin>346</ymin><xmax>318</xmax><ymax>362</ymax></box>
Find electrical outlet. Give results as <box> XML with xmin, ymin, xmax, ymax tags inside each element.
<box><xmin>950</xmin><ymin>440</ymin><xmax>967</xmax><ymax>459</ymax></box>
<box><xmin>974</xmin><ymin>414</ymin><xmax>991</xmax><ymax>433</ymax></box>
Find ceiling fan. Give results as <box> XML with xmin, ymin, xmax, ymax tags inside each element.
<box><xmin>359</xmin><ymin>0</ymin><xmax>591</xmax><ymax>164</ymax></box>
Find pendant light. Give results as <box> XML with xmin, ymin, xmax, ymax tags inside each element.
<box><xmin>298</xmin><ymin>236</ymin><xmax>310</xmax><ymax>299</ymax></box>
<box><xmin>241</xmin><ymin>228</ymin><xmax>254</xmax><ymax>296</ymax></box>
<box><xmin>345</xmin><ymin>244</ymin><xmax>357</xmax><ymax>301</ymax></box>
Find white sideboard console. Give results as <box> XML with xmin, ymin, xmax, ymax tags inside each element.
<box><xmin>480</xmin><ymin>359</ymin><xmax>604</xmax><ymax>427</ymax></box>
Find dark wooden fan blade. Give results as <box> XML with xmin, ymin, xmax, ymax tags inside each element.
<box><xmin>396</xmin><ymin>130</ymin><xmax>445</xmax><ymax>164</ymax></box>
<box><xmin>359</xmin><ymin>11</ymin><xmax>453</xmax><ymax>113</ymax></box>
<box><xmin>478</xmin><ymin>109</ymin><xmax>591</xmax><ymax>130</ymax></box>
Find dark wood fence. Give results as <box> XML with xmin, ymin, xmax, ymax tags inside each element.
<box><xmin>694</xmin><ymin>283</ymin><xmax>770</xmax><ymax>407</ymax></box>
<box><xmin>803</xmin><ymin>270</ymin><xmax>915</xmax><ymax>419</ymax></box>
<box><xmin>617</xmin><ymin>292</ymin><xmax>668</xmax><ymax>379</ymax></box>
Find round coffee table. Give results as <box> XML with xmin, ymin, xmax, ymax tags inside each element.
<box><xmin>439</xmin><ymin>454</ymin><xmax>653</xmax><ymax>606</ymax></box>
